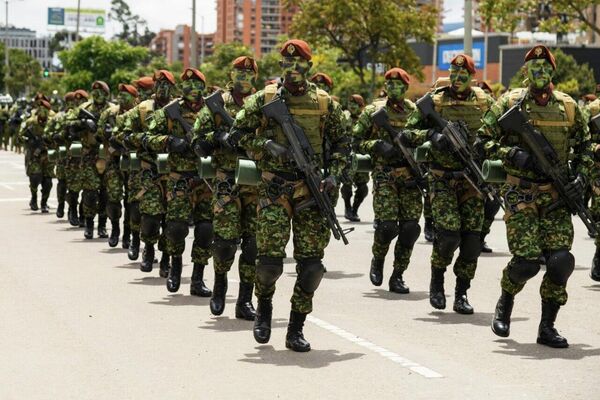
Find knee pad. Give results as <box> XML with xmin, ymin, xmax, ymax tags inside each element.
<box><xmin>545</xmin><ymin>249</ymin><xmax>575</xmax><ymax>286</ymax></box>
<box><xmin>166</xmin><ymin>220</ymin><xmax>189</xmax><ymax>243</ymax></box>
<box><xmin>508</xmin><ymin>256</ymin><xmax>541</xmax><ymax>284</ymax></box>
<box><xmin>41</xmin><ymin>177</ymin><xmax>53</xmax><ymax>192</ymax></box>
<box><xmin>340</xmin><ymin>184</ymin><xmax>352</xmax><ymax>199</ymax></box>
<box><xmin>194</xmin><ymin>221</ymin><xmax>213</xmax><ymax>248</ymax></box>
<box><xmin>29</xmin><ymin>173</ymin><xmax>42</xmax><ymax>187</ymax></box>
<box><xmin>212</xmin><ymin>235</ymin><xmax>238</xmax><ymax>263</ymax></box>
<box><xmin>397</xmin><ymin>220</ymin><xmax>421</xmax><ymax>248</ymax></box>
<box><xmin>375</xmin><ymin>220</ymin><xmax>399</xmax><ymax>244</ymax></box>
<box><xmin>141</xmin><ymin>214</ymin><xmax>162</xmax><ymax>239</ymax></box>
<box><xmin>240</xmin><ymin>235</ymin><xmax>257</xmax><ymax>265</ymax></box>
<box><xmin>355</xmin><ymin>183</ymin><xmax>369</xmax><ymax>199</ymax></box>
<box><xmin>297</xmin><ymin>257</ymin><xmax>325</xmax><ymax>294</ymax></box>
<box><xmin>458</xmin><ymin>231</ymin><xmax>482</xmax><ymax>263</ymax></box>
<box><xmin>484</xmin><ymin>198</ymin><xmax>501</xmax><ymax>220</ymax></box>
<box><xmin>256</xmin><ymin>256</ymin><xmax>284</xmax><ymax>287</ymax></box>
<box><xmin>106</xmin><ymin>201</ymin><xmax>122</xmax><ymax>221</ymax></box>
<box><xmin>129</xmin><ymin>201</ymin><xmax>141</xmax><ymax>224</ymax></box>
<box><xmin>82</xmin><ymin>190</ymin><xmax>98</xmax><ymax>208</ymax></box>
<box><xmin>436</xmin><ymin>229</ymin><xmax>461</xmax><ymax>259</ymax></box>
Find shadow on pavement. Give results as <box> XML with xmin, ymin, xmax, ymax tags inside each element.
<box><xmin>199</xmin><ymin>316</ymin><xmax>284</xmax><ymax>333</ymax></box>
<box><xmin>323</xmin><ymin>270</ymin><xmax>364</xmax><ymax>280</ymax></box>
<box><xmin>70</xmin><ymin>237</ymin><xmax>108</xmax><ymax>243</ymax></box>
<box><xmin>493</xmin><ymin>339</ymin><xmax>600</xmax><ymax>360</ymax></box>
<box><xmin>583</xmin><ymin>284</ymin><xmax>600</xmax><ymax>291</ymax></box>
<box><xmin>480</xmin><ymin>251</ymin><xmax>511</xmax><ymax>258</ymax></box>
<box><xmin>149</xmin><ymin>293</ymin><xmax>211</xmax><ymax>306</ymax></box>
<box><xmin>100</xmin><ymin>247</ymin><xmax>129</xmax><ymax>254</ymax></box>
<box><xmin>129</xmin><ymin>276</ymin><xmax>189</xmax><ymax>286</ymax></box>
<box><xmin>239</xmin><ymin>345</ymin><xmax>364</xmax><ymax>368</ymax></box>
<box><xmin>363</xmin><ymin>289</ymin><xmax>429</xmax><ymax>301</ymax></box>
<box><xmin>414</xmin><ymin>311</ymin><xmax>528</xmax><ymax>327</ymax></box>
<box><xmin>49</xmin><ymin>219</ymin><xmax>68</xmax><ymax>224</ymax></box>
<box><xmin>114</xmin><ymin>261</ymin><xmax>141</xmax><ymax>269</ymax></box>
<box><xmin>573</xmin><ymin>264</ymin><xmax>590</xmax><ymax>271</ymax></box>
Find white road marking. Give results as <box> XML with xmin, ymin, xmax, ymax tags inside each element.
<box><xmin>307</xmin><ymin>315</ymin><xmax>443</xmax><ymax>379</ymax></box>
<box><xmin>0</xmin><ymin>183</ymin><xmax>14</xmax><ymax>190</ymax></box>
<box><xmin>0</xmin><ymin>197</ymin><xmax>29</xmax><ymax>202</ymax></box>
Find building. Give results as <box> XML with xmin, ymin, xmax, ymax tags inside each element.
<box><xmin>0</xmin><ymin>27</ymin><xmax>52</xmax><ymax>69</ymax></box>
<box><xmin>215</xmin><ymin>0</ymin><xmax>298</xmax><ymax>56</ymax></box>
<box><xmin>150</xmin><ymin>25</ymin><xmax>214</xmax><ymax>68</ymax></box>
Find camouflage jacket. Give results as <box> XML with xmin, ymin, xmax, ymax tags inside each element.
<box><xmin>116</xmin><ymin>99</ymin><xmax>158</xmax><ymax>164</ymax></box>
<box><xmin>65</xmin><ymin>100</ymin><xmax>113</xmax><ymax>157</ymax></box>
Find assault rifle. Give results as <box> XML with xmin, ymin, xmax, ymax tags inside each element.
<box><xmin>205</xmin><ymin>91</ymin><xmax>235</xmax><ymax>127</ymax></box>
<box><xmin>164</xmin><ymin>100</ymin><xmax>193</xmax><ymax>143</ymax></box>
<box><xmin>416</xmin><ymin>93</ymin><xmax>503</xmax><ymax>207</ymax></box>
<box><xmin>498</xmin><ymin>104</ymin><xmax>597</xmax><ymax>236</ymax></box>
<box><xmin>262</xmin><ymin>93</ymin><xmax>352</xmax><ymax>245</ymax></box>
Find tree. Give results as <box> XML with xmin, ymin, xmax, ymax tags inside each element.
<box><xmin>287</xmin><ymin>0</ymin><xmax>438</xmax><ymax>97</ymax></box>
<box><xmin>508</xmin><ymin>48</ymin><xmax>596</xmax><ymax>97</ymax></box>
<box><xmin>0</xmin><ymin>44</ymin><xmax>42</xmax><ymax>96</ymax></box>
<box><xmin>59</xmin><ymin>36</ymin><xmax>149</xmax><ymax>92</ymax></box>
<box><xmin>110</xmin><ymin>0</ymin><xmax>156</xmax><ymax>47</ymax></box>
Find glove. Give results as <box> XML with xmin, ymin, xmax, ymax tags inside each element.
<box><xmin>428</xmin><ymin>129</ymin><xmax>450</xmax><ymax>151</ymax></box>
<box><xmin>508</xmin><ymin>147</ymin><xmax>538</xmax><ymax>171</ymax></box>
<box><xmin>52</xmin><ymin>133</ymin><xmax>63</xmax><ymax>144</ymax></box>
<box><xmin>167</xmin><ymin>135</ymin><xmax>189</xmax><ymax>153</ymax></box>
<box><xmin>123</xmin><ymin>133</ymin><xmax>136</xmax><ymax>150</ymax></box>
<box><xmin>84</xmin><ymin>119</ymin><xmax>97</xmax><ymax>132</ymax></box>
<box><xmin>265</xmin><ymin>139</ymin><xmax>289</xmax><ymax>159</ymax></box>
<box><xmin>373</xmin><ymin>140</ymin><xmax>398</xmax><ymax>160</ymax></box>
<box><xmin>193</xmin><ymin>139</ymin><xmax>215</xmax><ymax>157</ymax></box>
<box><xmin>67</xmin><ymin>127</ymin><xmax>81</xmax><ymax>141</ymax></box>
<box><xmin>565</xmin><ymin>174</ymin><xmax>586</xmax><ymax>203</ymax></box>
<box><xmin>320</xmin><ymin>175</ymin><xmax>338</xmax><ymax>193</ymax></box>
<box><xmin>397</xmin><ymin>132</ymin><xmax>413</xmax><ymax>148</ymax></box>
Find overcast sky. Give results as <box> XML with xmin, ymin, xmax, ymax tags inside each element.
<box><xmin>4</xmin><ymin>0</ymin><xmax>462</xmax><ymax>37</ymax></box>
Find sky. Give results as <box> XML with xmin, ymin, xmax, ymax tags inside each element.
<box><xmin>3</xmin><ymin>0</ymin><xmax>462</xmax><ymax>37</ymax></box>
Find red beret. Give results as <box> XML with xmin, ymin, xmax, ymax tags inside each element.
<box><xmin>91</xmin><ymin>80</ymin><xmax>110</xmax><ymax>94</ymax></box>
<box><xmin>450</xmin><ymin>54</ymin><xmax>476</xmax><ymax>74</ymax></box>
<box><xmin>153</xmin><ymin>70</ymin><xmax>176</xmax><ymax>85</ymax></box>
<box><xmin>232</xmin><ymin>56</ymin><xmax>258</xmax><ymax>73</ymax></box>
<box><xmin>349</xmin><ymin>94</ymin><xmax>365</xmax><ymax>107</ymax></box>
<box><xmin>384</xmin><ymin>68</ymin><xmax>410</xmax><ymax>85</ymax></box>
<box><xmin>181</xmin><ymin>68</ymin><xmax>206</xmax><ymax>83</ymax></box>
<box><xmin>118</xmin><ymin>83</ymin><xmax>139</xmax><ymax>97</ymax></box>
<box><xmin>309</xmin><ymin>73</ymin><xmax>333</xmax><ymax>89</ymax></box>
<box><xmin>524</xmin><ymin>45</ymin><xmax>556</xmax><ymax>70</ymax></box>
<box><xmin>280</xmin><ymin>39</ymin><xmax>312</xmax><ymax>61</ymax></box>
<box><xmin>64</xmin><ymin>91</ymin><xmax>75</xmax><ymax>101</ymax></box>
<box><xmin>133</xmin><ymin>76</ymin><xmax>155</xmax><ymax>90</ymax></box>
<box><xmin>35</xmin><ymin>92</ymin><xmax>50</xmax><ymax>102</ymax></box>
<box><xmin>584</xmin><ymin>94</ymin><xmax>597</xmax><ymax>102</ymax></box>
<box><xmin>39</xmin><ymin>99</ymin><xmax>51</xmax><ymax>110</ymax></box>
<box><xmin>74</xmin><ymin>89</ymin><xmax>89</xmax><ymax>99</ymax></box>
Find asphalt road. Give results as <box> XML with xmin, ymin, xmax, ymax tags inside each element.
<box><xmin>1</xmin><ymin>149</ymin><xmax>599</xmax><ymax>400</ymax></box>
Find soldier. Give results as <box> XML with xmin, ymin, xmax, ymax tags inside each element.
<box><xmin>97</xmin><ymin>83</ymin><xmax>139</xmax><ymax>247</ymax></box>
<box><xmin>480</xmin><ymin>45</ymin><xmax>593</xmax><ymax>348</ymax></box>
<box><xmin>192</xmin><ymin>56</ymin><xmax>259</xmax><ymax>315</ymax></box>
<box><xmin>9</xmin><ymin>97</ymin><xmax>28</xmax><ymax>154</ymax></box>
<box><xmin>66</xmin><ymin>81</ymin><xmax>114</xmax><ymax>239</ymax></box>
<box><xmin>588</xmin><ymin>96</ymin><xmax>600</xmax><ymax>282</ymax></box>
<box><xmin>353</xmin><ymin>68</ymin><xmax>419</xmax><ymax>294</ymax></box>
<box><xmin>143</xmin><ymin>68</ymin><xmax>212</xmax><ymax>296</ymax></box>
<box><xmin>341</xmin><ymin>94</ymin><xmax>369</xmax><ymax>222</ymax></box>
<box><xmin>403</xmin><ymin>54</ymin><xmax>494</xmax><ymax>314</ymax></box>
<box><xmin>132</xmin><ymin>76</ymin><xmax>154</xmax><ymax>102</ymax></box>
<box><xmin>231</xmin><ymin>39</ymin><xmax>349</xmax><ymax>351</ymax></box>
<box><xmin>20</xmin><ymin>99</ymin><xmax>54</xmax><ymax>212</ymax></box>
<box><xmin>0</xmin><ymin>96</ymin><xmax>11</xmax><ymax>150</ymax></box>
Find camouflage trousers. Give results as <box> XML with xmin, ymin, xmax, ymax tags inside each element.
<box><xmin>127</xmin><ymin>169</ymin><xmax>142</xmax><ymax>232</ymax></box>
<box><xmin>80</xmin><ymin>156</ymin><xmax>105</xmax><ymax>218</ymax></box>
<box><xmin>65</xmin><ymin>157</ymin><xmax>82</xmax><ymax>193</ymax></box>
<box><xmin>429</xmin><ymin>174</ymin><xmax>484</xmax><ymax>280</ymax></box>
<box><xmin>372</xmin><ymin>170</ymin><xmax>423</xmax><ymax>273</ymax></box>
<box><xmin>104</xmin><ymin>158</ymin><xmax>124</xmax><ymax>203</ymax></box>
<box><xmin>255</xmin><ymin>180</ymin><xmax>332</xmax><ymax>314</ymax></box>
<box><xmin>1</xmin><ymin>124</ymin><xmax>8</xmax><ymax>149</ymax></box>
<box><xmin>423</xmin><ymin>192</ymin><xmax>432</xmax><ymax>219</ymax></box>
<box><xmin>500</xmin><ymin>183</ymin><xmax>574</xmax><ymax>305</ymax></box>
<box><xmin>212</xmin><ymin>173</ymin><xmax>257</xmax><ymax>284</ymax></box>
<box><xmin>163</xmin><ymin>172</ymin><xmax>213</xmax><ymax>264</ymax></box>
<box><xmin>590</xmin><ymin>176</ymin><xmax>600</xmax><ymax>247</ymax></box>
<box><xmin>139</xmin><ymin>167</ymin><xmax>167</xmax><ymax>251</ymax></box>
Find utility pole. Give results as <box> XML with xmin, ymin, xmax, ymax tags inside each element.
<box><xmin>191</xmin><ymin>0</ymin><xmax>198</xmax><ymax>67</ymax></box>
<box><xmin>75</xmin><ymin>0</ymin><xmax>81</xmax><ymax>42</ymax></box>
<box><xmin>464</xmin><ymin>0</ymin><xmax>472</xmax><ymax>56</ymax></box>
<box><xmin>431</xmin><ymin>0</ymin><xmax>439</xmax><ymax>85</ymax></box>
<box><xmin>200</xmin><ymin>16</ymin><xmax>205</xmax><ymax>65</ymax></box>
<box><xmin>4</xmin><ymin>0</ymin><xmax>8</xmax><ymax>94</ymax></box>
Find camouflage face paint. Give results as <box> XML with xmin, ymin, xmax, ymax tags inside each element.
<box><xmin>527</xmin><ymin>59</ymin><xmax>554</xmax><ymax>90</ymax></box>
<box><xmin>385</xmin><ymin>80</ymin><xmax>407</xmax><ymax>101</ymax></box>
<box><xmin>280</xmin><ymin>57</ymin><xmax>311</xmax><ymax>84</ymax></box>
<box><xmin>231</xmin><ymin>69</ymin><xmax>255</xmax><ymax>94</ymax></box>
<box><xmin>449</xmin><ymin>66</ymin><xmax>472</xmax><ymax>93</ymax></box>
<box><xmin>180</xmin><ymin>79</ymin><xmax>205</xmax><ymax>103</ymax></box>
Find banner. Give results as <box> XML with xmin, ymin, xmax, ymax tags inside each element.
<box><xmin>47</xmin><ymin>7</ymin><xmax>106</xmax><ymax>31</ymax></box>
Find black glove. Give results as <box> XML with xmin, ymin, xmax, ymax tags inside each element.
<box><xmin>67</xmin><ymin>126</ymin><xmax>81</xmax><ymax>141</ymax></box>
<box><xmin>213</xmin><ymin>129</ymin><xmax>231</xmax><ymax>149</ymax></box>
<box><xmin>167</xmin><ymin>135</ymin><xmax>189</xmax><ymax>153</ymax></box>
<box><xmin>508</xmin><ymin>147</ymin><xmax>538</xmax><ymax>171</ymax></box>
<box><xmin>52</xmin><ymin>133</ymin><xmax>63</xmax><ymax>144</ymax></box>
<box><xmin>373</xmin><ymin>140</ymin><xmax>398</xmax><ymax>160</ymax></box>
<box><xmin>193</xmin><ymin>139</ymin><xmax>215</xmax><ymax>157</ymax></box>
<box><xmin>84</xmin><ymin>119</ymin><xmax>97</xmax><ymax>132</ymax></box>
<box><xmin>565</xmin><ymin>174</ymin><xmax>586</xmax><ymax>203</ymax></box>
<box><xmin>428</xmin><ymin>129</ymin><xmax>450</xmax><ymax>151</ymax></box>
<box><xmin>265</xmin><ymin>139</ymin><xmax>289</xmax><ymax>159</ymax></box>
<box><xmin>320</xmin><ymin>175</ymin><xmax>338</xmax><ymax>193</ymax></box>
<box><xmin>397</xmin><ymin>132</ymin><xmax>413</xmax><ymax>148</ymax></box>
<box><xmin>108</xmin><ymin>136</ymin><xmax>125</xmax><ymax>152</ymax></box>
<box><xmin>123</xmin><ymin>134</ymin><xmax>136</xmax><ymax>150</ymax></box>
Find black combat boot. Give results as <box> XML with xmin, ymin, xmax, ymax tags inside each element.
<box><xmin>84</xmin><ymin>217</ymin><xmax>94</xmax><ymax>239</ymax></box>
<box><xmin>78</xmin><ymin>203</ymin><xmax>85</xmax><ymax>228</ymax></box>
<box><xmin>190</xmin><ymin>263</ymin><xmax>212</xmax><ymax>297</ymax></box>
<box><xmin>56</xmin><ymin>201</ymin><xmax>65</xmax><ymax>218</ymax></box>
<box><xmin>480</xmin><ymin>233</ymin><xmax>493</xmax><ymax>253</ymax></box>
<box><xmin>166</xmin><ymin>255</ymin><xmax>183</xmax><ymax>293</ymax></box>
<box><xmin>40</xmin><ymin>199</ymin><xmax>49</xmax><ymax>213</ymax></box>
<box><xmin>369</xmin><ymin>258</ymin><xmax>384</xmax><ymax>286</ymax></box>
<box><xmin>285</xmin><ymin>311</ymin><xmax>311</xmax><ymax>352</ymax></box>
<box><xmin>424</xmin><ymin>217</ymin><xmax>434</xmax><ymax>242</ymax></box>
<box><xmin>29</xmin><ymin>193</ymin><xmax>38</xmax><ymax>211</ymax></box>
<box><xmin>209</xmin><ymin>273</ymin><xmax>228</xmax><ymax>315</ymax></box>
<box><xmin>68</xmin><ymin>193</ymin><xmax>79</xmax><ymax>226</ymax></box>
<box><xmin>341</xmin><ymin>184</ymin><xmax>353</xmax><ymax>221</ymax></box>
<box><xmin>108</xmin><ymin>220</ymin><xmax>120</xmax><ymax>247</ymax></box>
<box><xmin>388</xmin><ymin>268</ymin><xmax>409</xmax><ymax>294</ymax></box>
<box><xmin>350</xmin><ymin>189</ymin><xmax>367</xmax><ymax>222</ymax></box>
<box><xmin>253</xmin><ymin>298</ymin><xmax>273</xmax><ymax>344</ymax></box>
<box><xmin>235</xmin><ymin>282</ymin><xmax>256</xmax><ymax>320</ymax></box>
<box><xmin>429</xmin><ymin>266</ymin><xmax>446</xmax><ymax>310</ymax></box>
<box><xmin>491</xmin><ymin>290</ymin><xmax>514</xmax><ymax>337</ymax></box>
<box><xmin>140</xmin><ymin>244</ymin><xmax>154</xmax><ymax>272</ymax></box>
<box><xmin>128</xmin><ymin>231</ymin><xmax>140</xmax><ymax>261</ymax></box>
<box><xmin>159</xmin><ymin>252</ymin><xmax>170</xmax><ymax>278</ymax></box>
<box><xmin>537</xmin><ymin>301</ymin><xmax>569</xmax><ymax>348</ymax></box>
<box><xmin>121</xmin><ymin>225</ymin><xmax>131</xmax><ymax>250</ymax></box>
<box><xmin>453</xmin><ymin>277</ymin><xmax>474</xmax><ymax>314</ymax></box>
<box><xmin>97</xmin><ymin>216</ymin><xmax>108</xmax><ymax>238</ymax></box>
<box><xmin>591</xmin><ymin>247</ymin><xmax>600</xmax><ymax>282</ymax></box>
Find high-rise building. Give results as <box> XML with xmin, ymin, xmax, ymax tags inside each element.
<box><xmin>215</xmin><ymin>0</ymin><xmax>298</xmax><ymax>56</ymax></box>
<box><xmin>0</xmin><ymin>27</ymin><xmax>52</xmax><ymax>69</ymax></box>
<box><xmin>150</xmin><ymin>25</ymin><xmax>215</xmax><ymax>68</ymax></box>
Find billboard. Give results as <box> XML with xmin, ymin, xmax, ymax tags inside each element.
<box><xmin>48</xmin><ymin>7</ymin><xmax>105</xmax><ymax>31</ymax></box>
<box><xmin>437</xmin><ymin>41</ymin><xmax>485</xmax><ymax>70</ymax></box>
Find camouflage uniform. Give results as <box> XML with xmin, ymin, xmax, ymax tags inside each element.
<box><xmin>586</xmin><ymin>99</ymin><xmax>600</xmax><ymax>281</ymax></box>
<box><xmin>0</xmin><ymin>104</ymin><xmax>10</xmax><ymax>150</ymax></box>
<box><xmin>341</xmin><ymin>108</ymin><xmax>370</xmax><ymax>221</ymax></box>
<box><xmin>44</xmin><ymin>108</ymin><xmax>69</xmax><ymax>217</ymax></box>
<box><xmin>353</xmin><ymin>96</ymin><xmax>421</xmax><ymax>292</ymax></box>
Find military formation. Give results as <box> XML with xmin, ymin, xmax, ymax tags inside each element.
<box><xmin>7</xmin><ymin>40</ymin><xmax>600</xmax><ymax>352</ymax></box>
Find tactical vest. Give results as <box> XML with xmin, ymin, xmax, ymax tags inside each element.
<box><xmin>432</xmin><ymin>86</ymin><xmax>489</xmax><ymax>141</ymax></box>
<box><xmin>507</xmin><ymin>88</ymin><xmax>576</xmax><ymax>164</ymax></box>
<box><xmin>138</xmin><ymin>99</ymin><xmax>155</xmax><ymax>130</ymax></box>
<box><xmin>262</xmin><ymin>83</ymin><xmax>329</xmax><ymax>156</ymax></box>
<box><xmin>369</xmin><ymin>98</ymin><xmax>413</xmax><ymax>140</ymax></box>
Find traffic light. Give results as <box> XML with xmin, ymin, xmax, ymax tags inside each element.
<box><xmin>43</xmin><ymin>68</ymin><xmax>50</xmax><ymax>78</ymax></box>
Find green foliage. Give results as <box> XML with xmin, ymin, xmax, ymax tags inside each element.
<box><xmin>110</xmin><ymin>0</ymin><xmax>156</xmax><ymax>46</ymax></box>
<box><xmin>555</xmin><ymin>79</ymin><xmax>579</xmax><ymax>96</ymax></box>
<box><xmin>0</xmin><ymin>47</ymin><xmax>43</xmax><ymax>96</ymax></box>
